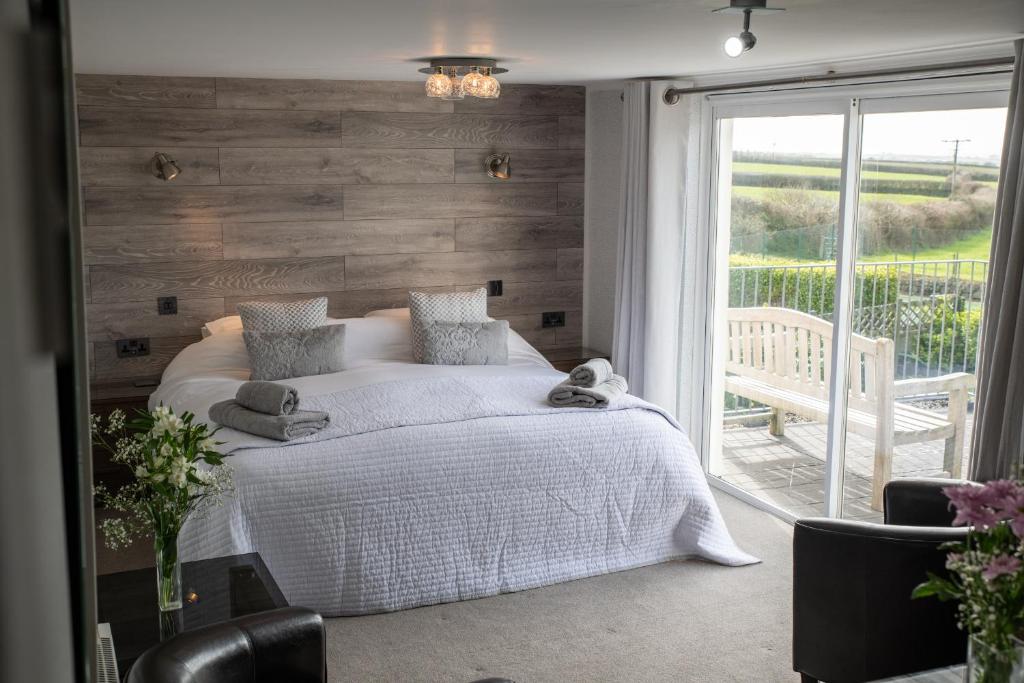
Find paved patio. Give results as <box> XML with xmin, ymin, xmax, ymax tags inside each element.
<box><xmin>716</xmin><ymin>407</ymin><xmax>973</xmax><ymax>522</ymax></box>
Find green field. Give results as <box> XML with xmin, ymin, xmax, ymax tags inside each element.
<box><xmin>732</xmin><ymin>185</ymin><xmax>935</xmax><ymax>205</ymax></box>
<box><xmin>733</xmin><ymin>161</ymin><xmax>945</xmax><ymax>183</ymax></box>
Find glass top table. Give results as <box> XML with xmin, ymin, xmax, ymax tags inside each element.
<box><xmin>96</xmin><ymin>553</ymin><xmax>288</xmax><ymax>677</ymax></box>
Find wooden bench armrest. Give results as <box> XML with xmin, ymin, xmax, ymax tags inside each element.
<box><xmin>893</xmin><ymin>372</ymin><xmax>976</xmax><ymax>398</ymax></box>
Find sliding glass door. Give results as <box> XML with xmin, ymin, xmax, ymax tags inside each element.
<box><xmin>706</xmin><ymin>85</ymin><xmax>1008</xmax><ymax>521</ymax></box>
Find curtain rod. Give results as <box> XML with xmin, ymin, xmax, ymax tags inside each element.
<box><xmin>662</xmin><ymin>55</ymin><xmax>1016</xmax><ymax>104</ymax></box>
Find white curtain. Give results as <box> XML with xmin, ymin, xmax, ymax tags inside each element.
<box><xmin>612</xmin><ymin>81</ymin><xmax>709</xmax><ymax>438</ymax></box>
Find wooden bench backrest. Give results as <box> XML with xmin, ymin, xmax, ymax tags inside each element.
<box><xmin>726</xmin><ymin>307</ymin><xmax>895</xmax><ymax>414</ymax></box>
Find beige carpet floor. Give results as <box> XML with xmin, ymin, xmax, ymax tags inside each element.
<box><xmin>96</xmin><ymin>490</ymin><xmax>796</xmax><ymax>682</ymax></box>
<box><xmin>323</xmin><ymin>491</ymin><xmax>797</xmax><ymax>683</ymax></box>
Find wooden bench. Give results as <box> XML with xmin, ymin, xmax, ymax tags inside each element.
<box><xmin>724</xmin><ymin>307</ymin><xmax>975</xmax><ymax>510</ymax></box>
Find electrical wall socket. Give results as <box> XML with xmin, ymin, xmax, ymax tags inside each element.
<box><xmin>116</xmin><ymin>338</ymin><xmax>150</xmax><ymax>358</ymax></box>
<box><xmin>542</xmin><ymin>311</ymin><xmax>566</xmax><ymax>328</ymax></box>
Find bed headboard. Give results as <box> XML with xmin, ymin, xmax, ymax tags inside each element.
<box><xmin>78</xmin><ymin>75</ymin><xmax>585</xmax><ymax>387</ymax></box>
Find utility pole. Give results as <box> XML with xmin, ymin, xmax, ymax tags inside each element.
<box><xmin>942</xmin><ymin>138</ymin><xmax>970</xmax><ymax>199</ymax></box>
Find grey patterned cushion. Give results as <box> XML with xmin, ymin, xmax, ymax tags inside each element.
<box><xmin>422</xmin><ymin>321</ymin><xmax>509</xmax><ymax>366</ymax></box>
<box><xmin>237</xmin><ymin>297</ymin><xmax>328</xmax><ymax>333</ymax></box>
<box><xmin>243</xmin><ymin>324</ymin><xmax>345</xmax><ymax>381</ymax></box>
<box><xmin>408</xmin><ymin>288</ymin><xmax>488</xmax><ymax>363</ymax></box>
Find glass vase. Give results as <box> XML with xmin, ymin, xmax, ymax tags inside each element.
<box><xmin>154</xmin><ymin>534</ymin><xmax>182</xmax><ymax>612</ymax></box>
<box><xmin>966</xmin><ymin>635</ymin><xmax>1024</xmax><ymax>683</ymax></box>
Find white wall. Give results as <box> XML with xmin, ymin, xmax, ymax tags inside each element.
<box><xmin>583</xmin><ymin>86</ymin><xmax>624</xmax><ymax>354</ymax></box>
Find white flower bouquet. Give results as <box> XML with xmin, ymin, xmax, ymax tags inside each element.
<box><xmin>92</xmin><ymin>405</ymin><xmax>231</xmax><ymax>611</ymax></box>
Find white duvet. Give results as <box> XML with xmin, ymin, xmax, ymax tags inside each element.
<box><xmin>156</xmin><ymin>315</ymin><xmax>757</xmax><ymax>616</ymax></box>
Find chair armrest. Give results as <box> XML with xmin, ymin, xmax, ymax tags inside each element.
<box><xmin>894</xmin><ymin>372</ymin><xmax>975</xmax><ymax>398</ymax></box>
<box><xmin>884</xmin><ymin>477</ymin><xmax>971</xmax><ymax>526</ymax></box>
<box><xmin>127</xmin><ymin>607</ymin><xmax>325</xmax><ymax>683</ymax></box>
<box><xmin>793</xmin><ymin>519</ymin><xmax>968</xmax><ymax>683</ymax></box>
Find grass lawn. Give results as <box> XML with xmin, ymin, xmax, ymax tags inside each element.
<box><xmin>867</xmin><ymin>228</ymin><xmax>992</xmax><ymax>262</ymax></box>
<box><xmin>732</xmin><ymin>185</ymin><xmax>935</xmax><ymax>205</ymax></box>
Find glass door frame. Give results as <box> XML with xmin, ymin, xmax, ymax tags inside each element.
<box><xmin>698</xmin><ymin>74</ymin><xmax>1010</xmax><ymax>520</ymax></box>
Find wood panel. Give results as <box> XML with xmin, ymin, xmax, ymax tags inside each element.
<box><xmin>218</xmin><ymin>147</ymin><xmax>453</xmax><ymax>185</ymax></box>
<box><xmin>84</xmin><ymin>185</ymin><xmax>345</xmax><ymax>225</ymax></box>
<box><xmin>222</xmin><ymin>219</ymin><xmax>454</xmax><ymax>259</ymax></box>
<box><xmin>455</xmin><ymin>216</ymin><xmax>582</xmax><ymax>251</ymax></box>
<box><xmin>557</xmin><ymin>183</ymin><xmax>585</xmax><ymax>216</ymax></box>
<box><xmin>79</xmin><ymin>107</ymin><xmax>341</xmax><ymax>147</ymax></box>
<box><xmin>90</xmin><ymin>258</ymin><xmax>345</xmax><ymax>302</ymax></box>
<box><xmin>87</xmin><ymin>299</ymin><xmax>225</xmax><ymax>342</ymax></box>
<box><xmin>557</xmin><ymin>248</ymin><xmax>584</xmax><ymax>280</ymax></box>
<box><xmin>216</xmin><ymin>78</ymin><xmax>454</xmax><ymax>113</ymax></box>
<box><xmin>454</xmin><ymin>149</ymin><xmax>584</xmax><ymax>184</ymax></box>
<box><xmin>484</xmin><ymin>281</ymin><xmax>583</xmax><ymax>317</ymax></box>
<box><xmin>342</xmin><ymin>112</ymin><xmax>558</xmax><ymax>149</ymax></box>
<box><xmin>84</xmin><ymin>224</ymin><xmax>223</xmax><ymax>265</ymax></box>
<box><xmin>344</xmin><ymin>183</ymin><xmax>556</xmax><ymax>220</ymax></box>
<box><xmin>558</xmin><ymin>116</ymin><xmax>585</xmax><ymax>149</ymax></box>
<box><xmin>76</xmin><ymin>74</ymin><xmax>215</xmax><ymax>108</ymax></box>
<box><xmin>93</xmin><ymin>336</ymin><xmax>199</xmax><ymax>381</ymax></box>
<box><xmin>345</xmin><ymin>250</ymin><xmax>556</xmax><ymax>290</ymax></box>
<box><xmin>80</xmin><ymin>147</ymin><xmax>221</xmax><ymax>187</ymax></box>
<box><xmin>77</xmin><ymin>74</ymin><xmax>584</xmax><ymax>384</ymax></box>
<box><xmin>454</xmin><ymin>85</ymin><xmax>585</xmax><ymax>117</ymax></box>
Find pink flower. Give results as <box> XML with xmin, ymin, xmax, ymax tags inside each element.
<box><xmin>984</xmin><ymin>480</ymin><xmax>1024</xmax><ymax>514</ymax></box>
<box><xmin>981</xmin><ymin>554</ymin><xmax>1022</xmax><ymax>581</ymax></box>
<box><xmin>944</xmin><ymin>484</ymin><xmax>1001</xmax><ymax>528</ymax></box>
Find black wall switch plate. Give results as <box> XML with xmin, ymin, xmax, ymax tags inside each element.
<box><xmin>157</xmin><ymin>296</ymin><xmax>178</xmax><ymax>315</ymax></box>
<box><xmin>116</xmin><ymin>338</ymin><xmax>150</xmax><ymax>358</ymax></box>
<box><xmin>487</xmin><ymin>280</ymin><xmax>503</xmax><ymax>296</ymax></box>
<box><xmin>542</xmin><ymin>311</ymin><xmax>566</xmax><ymax>328</ymax></box>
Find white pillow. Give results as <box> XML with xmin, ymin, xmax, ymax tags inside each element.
<box><xmin>365</xmin><ymin>307</ymin><xmax>410</xmax><ymax>319</ymax></box>
<box><xmin>202</xmin><ymin>315</ymin><xmax>243</xmax><ymax>338</ymax></box>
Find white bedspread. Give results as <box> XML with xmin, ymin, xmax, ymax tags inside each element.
<box><xmin>155</xmin><ymin>317</ymin><xmax>757</xmax><ymax>615</ymax></box>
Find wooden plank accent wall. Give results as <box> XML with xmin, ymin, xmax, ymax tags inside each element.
<box><xmin>78</xmin><ymin>74</ymin><xmax>586</xmax><ymax>384</ymax></box>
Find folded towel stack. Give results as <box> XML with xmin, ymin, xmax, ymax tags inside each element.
<box><xmin>236</xmin><ymin>380</ymin><xmax>300</xmax><ymax>415</ymax></box>
<box><xmin>210</xmin><ymin>381</ymin><xmax>329</xmax><ymax>441</ymax></box>
<box><xmin>548</xmin><ymin>358</ymin><xmax>628</xmax><ymax>409</ymax></box>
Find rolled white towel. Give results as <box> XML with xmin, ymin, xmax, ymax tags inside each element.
<box><xmin>568</xmin><ymin>358</ymin><xmax>613</xmax><ymax>387</ymax></box>
<box><xmin>547</xmin><ymin>374</ymin><xmax>628</xmax><ymax>409</ymax></box>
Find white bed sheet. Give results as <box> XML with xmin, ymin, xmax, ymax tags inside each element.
<box><xmin>155</xmin><ymin>316</ymin><xmax>757</xmax><ymax>615</ymax></box>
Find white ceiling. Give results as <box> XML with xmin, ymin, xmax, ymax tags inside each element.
<box><xmin>69</xmin><ymin>0</ymin><xmax>1024</xmax><ymax>84</ymax></box>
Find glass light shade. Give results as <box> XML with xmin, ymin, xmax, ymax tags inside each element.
<box><xmin>439</xmin><ymin>71</ymin><xmax>465</xmax><ymax>100</ymax></box>
<box><xmin>724</xmin><ymin>35</ymin><xmax>745</xmax><ymax>57</ymax></box>
<box><xmin>425</xmin><ymin>71</ymin><xmax>453</xmax><ymax>98</ymax></box>
<box><xmin>474</xmin><ymin>74</ymin><xmax>501</xmax><ymax>99</ymax></box>
<box><xmin>462</xmin><ymin>68</ymin><xmax>486</xmax><ymax>97</ymax></box>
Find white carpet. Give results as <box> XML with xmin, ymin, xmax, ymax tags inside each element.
<box><xmin>324</xmin><ymin>490</ymin><xmax>797</xmax><ymax>682</ymax></box>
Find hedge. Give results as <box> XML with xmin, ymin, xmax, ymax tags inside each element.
<box><xmin>728</xmin><ymin>257</ymin><xmax>899</xmax><ymax>318</ymax></box>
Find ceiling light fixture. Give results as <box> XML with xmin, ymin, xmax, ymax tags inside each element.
<box><xmin>419</xmin><ymin>58</ymin><xmax>507</xmax><ymax>100</ymax></box>
<box><xmin>713</xmin><ymin>0</ymin><xmax>784</xmax><ymax>58</ymax></box>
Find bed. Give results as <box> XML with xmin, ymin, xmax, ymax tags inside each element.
<box><xmin>155</xmin><ymin>311</ymin><xmax>756</xmax><ymax>616</ymax></box>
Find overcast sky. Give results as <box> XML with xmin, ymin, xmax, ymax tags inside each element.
<box><xmin>732</xmin><ymin>108</ymin><xmax>1006</xmax><ymax>164</ymax></box>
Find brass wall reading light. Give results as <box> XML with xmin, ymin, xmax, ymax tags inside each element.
<box><xmin>485</xmin><ymin>153</ymin><xmax>511</xmax><ymax>179</ymax></box>
<box><xmin>150</xmin><ymin>152</ymin><xmax>181</xmax><ymax>181</ymax></box>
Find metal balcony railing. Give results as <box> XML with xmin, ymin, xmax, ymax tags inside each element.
<box><xmin>728</xmin><ymin>259</ymin><xmax>988</xmax><ymax>380</ymax></box>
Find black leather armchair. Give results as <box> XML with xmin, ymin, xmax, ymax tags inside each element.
<box><xmin>126</xmin><ymin>607</ymin><xmax>325</xmax><ymax>683</ymax></box>
<box><xmin>793</xmin><ymin>478</ymin><xmax>971</xmax><ymax>683</ymax></box>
